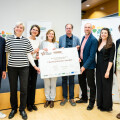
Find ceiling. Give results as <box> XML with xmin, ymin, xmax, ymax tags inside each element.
<box><xmin>82</xmin><ymin>0</ymin><xmax>110</xmax><ymax>11</ymax></box>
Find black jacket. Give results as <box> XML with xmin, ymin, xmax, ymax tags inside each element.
<box><xmin>102</xmin><ymin>43</ymin><xmax>115</xmax><ymax>63</ymax></box>
<box><xmin>0</xmin><ymin>36</ymin><xmax>6</xmax><ymax>86</ymax></box>
<box><xmin>0</xmin><ymin>37</ymin><xmax>6</xmax><ymax>72</ymax></box>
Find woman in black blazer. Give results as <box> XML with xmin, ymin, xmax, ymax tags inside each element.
<box><xmin>96</xmin><ymin>28</ymin><xmax>115</xmax><ymax>112</ymax></box>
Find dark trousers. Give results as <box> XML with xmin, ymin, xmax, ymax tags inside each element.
<box><xmin>8</xmin><ymin>66</ymin><xmax>29</xmax><ymax>111</ymax></box>
<box><xmin>0</xmin><ymin>70</ymin><xmax>2</xmax><ymax>87</ymax></box>
<box><xmin>62</xmin><ymin>75</ymin><xmax>74</xmax><ymax>99</ymax></box>
<box><xmin>27</xmin><ymin>60</ymin><xmax>38</xmax><ymax>107</ymax></box>
<box><xmin>78</xmin><ymin>62</ymin><xmax>96</xmax><ymax>105</ymax></box>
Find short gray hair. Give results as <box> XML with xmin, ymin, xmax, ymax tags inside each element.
<box><xmin>65</xmin><ymin>23</ymin><xmax>73</xmax><ymax>29</ymax></box>
<box><xmin>14</xmin><ymin>22</ymin><xmax>25</xmax><ymax>35</ymax></box>
<box><xmin>14</xmin><ymin>22</ymin><xmax>25</xmax><ymax>30</ymax></box>
<box><xmin>84</xmin><ymin>23</ymin><xmax>92</xmax><ymax>28</ymax></box>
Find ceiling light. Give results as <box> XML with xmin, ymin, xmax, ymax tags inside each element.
<box><xmin>100</xmin><ymin>7</ymin><xmax>104</xmax><ymax>10</ymax></box>
<box><xmin>86</xmin><ymin>4</ymin><xmax>90</xmax><ymax>7</ymax></box>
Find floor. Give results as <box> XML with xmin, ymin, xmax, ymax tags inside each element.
<box><xmin>1</xmin><ymin>100</ymin><xmax>120</xmax><ymax>120</ymax></box>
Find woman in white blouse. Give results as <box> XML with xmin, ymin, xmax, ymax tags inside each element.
<box><xmin>27</xmin><ymin>25</ymin><xmax>40</xmax><ymax>111</ymax></box>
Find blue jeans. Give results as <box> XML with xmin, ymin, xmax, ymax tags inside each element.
<box><xmin>62</xmin><ymin>75</ymin><xmax>74</xmax><ymax>99</ymax></box>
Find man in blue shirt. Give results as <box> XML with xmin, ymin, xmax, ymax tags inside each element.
<box><xmin>59</xmin><ymin>24</ymin><xmax>80</xmax><ymax>106</ymax></box>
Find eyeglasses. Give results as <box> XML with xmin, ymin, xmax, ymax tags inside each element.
<box><xmin>32</xmin><ymin>29</ymin><xmax>39</xmax><ymax>32</ymax></box>
<box><xmin>66</xmin><ymin>28</ymin><xmax>72</xmax><ymax>30</ymax></box>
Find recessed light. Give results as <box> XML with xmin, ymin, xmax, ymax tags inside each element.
<box><xmin>86</xmin><ymin>4</ymin><xmax>90</xmax><ymax>7</ymax></box>
<box><xmin>100</xmin><ymin>7</ymin><xmax>104</xmax><ymax>10</ymax></box>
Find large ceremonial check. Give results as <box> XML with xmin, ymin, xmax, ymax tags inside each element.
<box><xmin>39</xmin><ymin>47</ymin><xmax>80</xmax><ymax>79</ymax></box>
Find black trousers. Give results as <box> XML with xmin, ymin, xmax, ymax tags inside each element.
<box><xmin>78</xmin><ymin>62</ymin><xmax>96</xmax><ymax>105</ymax></box>
<box><xmin>27</xmin><ymin>60</ymin><xmax>38</xmax><ymax>107</ymax></box>
<box><xmin>8</xmin><ymin>66</ymin><xmax>29</xmax><ymax>111</ymax></box>
<box><xmin>0</xmin><ymin>70</ymin><xmax>2</xmax><ymax>87</ymax></box>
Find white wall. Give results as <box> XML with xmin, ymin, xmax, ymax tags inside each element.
<box><xmin>0</xmin><ymin>0</ymin><xmax>81</xmax><ymax>40</ymax></box>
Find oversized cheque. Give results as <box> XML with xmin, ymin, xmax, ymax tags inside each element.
<box><xmin>39</xmin><ymin>47</ymin><xmax>80</xmax><ymax>79</ymax></box>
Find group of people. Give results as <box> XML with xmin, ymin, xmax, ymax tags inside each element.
<box><xmin>0</xmin><ymin>22</ymin><xmax>120</xmax><ymax>120</ymax></box>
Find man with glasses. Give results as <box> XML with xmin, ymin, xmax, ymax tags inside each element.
<box><xmin>59</xmin><ymin>24</ymin><xmax>80</xmax><ymax>106</ymax></box>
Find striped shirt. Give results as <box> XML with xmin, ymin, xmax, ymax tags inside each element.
<box><xmin>5</xmin><ymin>35</ymin><xmax>33</xmax><ymax>67</ymax></box>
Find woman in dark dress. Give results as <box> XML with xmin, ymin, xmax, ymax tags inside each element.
<box><xmin>96</xmin><ymin>28</ymin><xmax>115</xmax><ymax>112</ymax></box>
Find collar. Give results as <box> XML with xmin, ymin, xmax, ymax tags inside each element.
<box><xmin>14</xmin><ymin>35</ymin><xmax>22</xmax><ymax>39</ymax></box>
<box><xmin>85</xmin><ymin>33</ymin><xmax>91</xmax><ymax>39</ymax></box>
<box><xmin>66</xmin><ymin>34</ymin><xmax>73</xmax><ymax>39</ymax></box>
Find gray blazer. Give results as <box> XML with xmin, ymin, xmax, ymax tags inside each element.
<box><xmin>59</xmin><ymin>34</ymin><xmax>80</xmax><ymax>48</ymax></box>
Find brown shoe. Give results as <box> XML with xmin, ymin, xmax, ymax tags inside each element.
<box><xmin>44</xmin><ymin>101</ymin><xmax>50</xmax><ymax>108</ymax></box>
<box><xmin>50</xmin><ymin>101</ymin><xmax>54</xmax><ymax>108</ymax></box>
<box><xmin>116</xmin><ymin>113</ymin><xmax>120</xmax><ymax>119</ymax></box>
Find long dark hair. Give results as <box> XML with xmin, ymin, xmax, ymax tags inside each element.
<box><xmin>98</xmin><ymin>28</ymin><xmax>113</xmax><ymax>49</ymax></box>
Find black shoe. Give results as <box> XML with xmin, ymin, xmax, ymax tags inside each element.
<box><xmin>97</xmin><ymin>106</ymin><xmax>102</xmax><ymax>110</ymax></box>
<box><xmin>100</xmin><ymin>108</ymin><xmax>106</xmax><ymax>112</ymax></box>
<box><xmin>87</xmin><ymin>105</ymin><xmax>94</xmax><ymax>110</ymax></box>
<box><xmin>100</xmin><ymin>108</ymin><xmax>112</xmax><ymax>112</ymax></box>
<box><xmin>76</xmin><ymin>98</ymin><xmax>87</xmax><ymax>103</ymax></box>
<box><xmin>20</xmin><ymin>110</ymin><xmax>27</xmax><ymax>120</ymax></box>
<box><xmin>27</xmin><ymin>106</ymin><xmax>33</xmax><ymax>112</ymax></box>
<box><xmin>106</xmin><ymin>108</ymin><xmax>112</xmax><ymax>112</ymax></box>
<box><xmin>8</xmin><ymin>110</ymin><xmax>17</xmax><ymax>119</ymax></box>
<box><xmin>32</xmin><ymin>105</ymin><xmax>38</xmax><ymax>111</ymax></box>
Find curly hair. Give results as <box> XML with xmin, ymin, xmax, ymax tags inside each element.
<box><xmin>98</xmin><ymin>28</ymin><xmax>113</xmax><ymax>49</ymax></box>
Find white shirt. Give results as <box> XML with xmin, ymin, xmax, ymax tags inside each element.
<box><xmin>28</xmin><ymin>38</ymin><xmax>40</xmax><ymax>60</ymax></box>
<box><xmin>40</xmin><ymin>41</ymin><xmax>58</xmax><ymax>51</ymax></box>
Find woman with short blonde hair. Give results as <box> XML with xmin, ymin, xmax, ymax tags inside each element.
<box><xmin>6</xmin><ymin>22</ymin><xmax>39</xmax><ymax>120</ymax></box>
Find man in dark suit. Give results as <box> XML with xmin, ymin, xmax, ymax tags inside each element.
<box><xmin>0</xmin><ymin>36</ymin><xmax>6</xmax><ymax>118</ymax></box>
<box><xmin>0</xmin><ymin>36</ymin><xmax>6</xmax><ymax>83</ymax></box>
<box><xmin>76</xmin><ymin>23</ymin><xmax>98</xmax><ymax>110</ymax></box>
